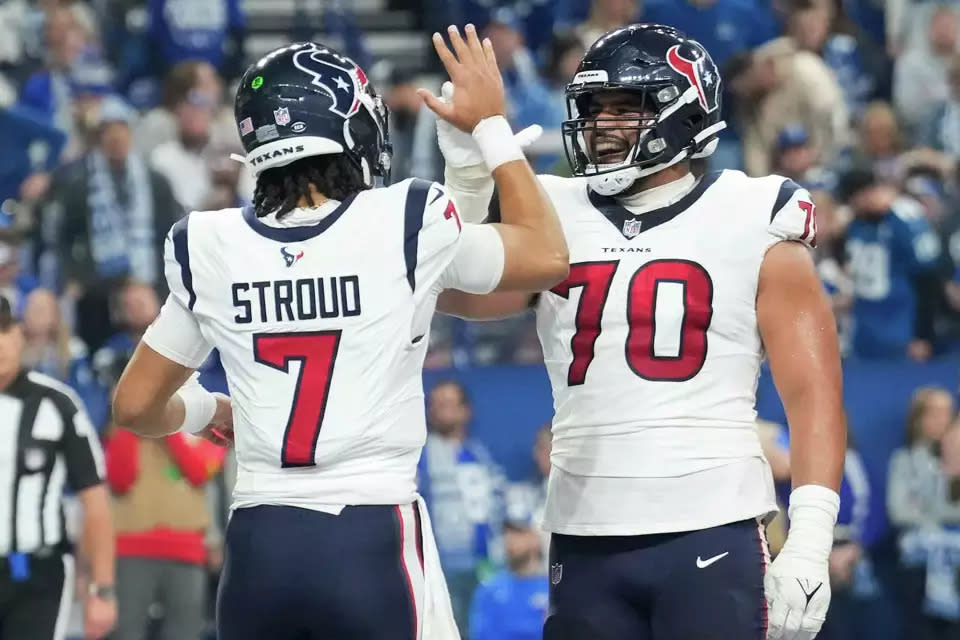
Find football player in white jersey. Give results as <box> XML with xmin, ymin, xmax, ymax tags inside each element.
<box><xmin>437</xmin><ymin>24</ymin><xmax>846</xmax><ymax>640</ymax></box>
<box><xmin>110</xmin><ymin>28</ymin><xmax>569</xmax><ymax>640</ymax></box>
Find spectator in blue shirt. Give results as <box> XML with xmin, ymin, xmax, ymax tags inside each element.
<box><xmin>418</xmin><ymin>380</ymin><xmax>506</xmax><ymax>638</ymax></box>
<box><xmin>643</xmin><ymin>0</ymin><xmax>775</xmax><ymax>68</ymax></box>
<box><xmin>147</xmin><ymin>0</ymin><xmax>246</xmax><ymax>78</ymax></box>
<box><xmin>772</xmin><ymin>124</ymin><xmax>838</xmax><ymax>193</ymax></box>
<box><xmin>469</xmin><ymin>511</ymin><xmax>549</xmax><ymax>640</ymax></box>
<box><xmin>18</xmin><ymin>6</ymin><xmax>87</xmax><ymax>131</ymax></box>
<box><xmin>840</xmin><ymin>169</ymin><xmax>943</xmax><ymax>360</ymax></box>
<box><xmin>0</xmin><ymin>103</ymin><xmax>66</xmax><ymax>206</ymax></box>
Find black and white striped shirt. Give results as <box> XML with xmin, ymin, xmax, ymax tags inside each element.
<box><xmin>0</xmin><ymin>370</ymin><xmax>104</xmax><ymax>555</ymax></box>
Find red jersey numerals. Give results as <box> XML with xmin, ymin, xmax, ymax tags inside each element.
<box><xmin>253</xmin><ymin>331</ymin><xmax>342</xmax><ymax>467</ymax></box>
<box><xmin>552</xmin><ymin>260</ymin><xmax>714</xmax><ymax>385</ymax></box>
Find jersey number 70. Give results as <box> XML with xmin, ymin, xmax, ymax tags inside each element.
<box><xmin>253</xmin><ymin>331</ymin><xmax>342</xmax><ymax>467</ymax></box>
<box><xmin>551</xmin><ymin>260</ymin><xmax>713</xmax><ymax>385</ymax></box>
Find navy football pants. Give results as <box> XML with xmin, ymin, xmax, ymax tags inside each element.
<box><xmin>217</xmin><ymin>503</ymin><xmax>424</xmax><ymax>640</ymax></box>
<box><xmin>544</xmin><ymin>519</ymin><xmax>768</xmax><ymax>640</ymax></box>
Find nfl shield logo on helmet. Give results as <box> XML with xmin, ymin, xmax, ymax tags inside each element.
<box><xmin>273</xmin><ymin>107</ymin><xmax>291</xmax><ymax>127</ymax></box>
<box><xmin>550</xmin><ymin>563</ymin><xmax>563</xmax><ymax>585</ymax></box>
<box><xmin>623</xmin><ymin>218</ymin><xmax>642</xmax><ymax>238</ymax></box>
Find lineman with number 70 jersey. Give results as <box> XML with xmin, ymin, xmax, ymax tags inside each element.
<box><xmin>438</xmin><ymin>24</ymin><xmax>846</xmax><ymax>640</ymax></box>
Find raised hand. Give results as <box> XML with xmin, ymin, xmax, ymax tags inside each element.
<box><xmin>418</xmin><ymin>24</ymin><xmax>506</xmax><ymax>134</ymax></box>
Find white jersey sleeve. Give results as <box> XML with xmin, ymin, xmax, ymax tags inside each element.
<box><xmin>766</xmin><ymin>178</ymin><xmax>818</xmax><ymax>250</ymax></box>
<box><xmin>403</xmin><ymin>179</ymin><xmax>505</xmax><ymax>295</ymax></box>
<box><xmin>141</xmin><ymin>215</ymin><xmax>213</xmax><ymax>368</ymax></box>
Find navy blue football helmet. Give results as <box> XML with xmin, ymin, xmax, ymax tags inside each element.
<box><xmin>562</xmin><ymin>24</ymin><xmax>726</xmax><ymax>196</ymax></box>
<box><xmin>235</xmin><ymin>42</ymin><xmax>391</xmax><ymax>185</ymax></box>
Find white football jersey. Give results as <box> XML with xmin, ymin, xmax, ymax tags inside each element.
<box><xmin>536</xmin><ymin>170</ymin><xmax>817</xmax><ymax>535</ymax></box>
<box><xmin>149</xmin><ymin>178</ymin><xmax>494</xmax><ymax>512</ymax></box>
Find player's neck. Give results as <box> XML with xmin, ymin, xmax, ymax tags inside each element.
<box><xmin>297</xmin><ymin>186</ymin><xmax>331</xmax><ymax>209</ymax></box>
<box><xmin>621</xmin><ymin>164</ymin><xmax>692</xmax><ymax>196</ymax></box>
<box><xmin>616</xmin><ymin>166</ymin><xmax>696</xmax><ymax>212</ymax></box>
<box><xmin>0</xmin><ymin>368</ymin><xmax>18</xmax><ymax>393</ymax></box>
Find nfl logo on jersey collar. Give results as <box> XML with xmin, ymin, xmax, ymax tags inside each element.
<box><xmin>623</xmin><ymin>218</ymin><xmax>642</xmax><ymax>238</ymax></box>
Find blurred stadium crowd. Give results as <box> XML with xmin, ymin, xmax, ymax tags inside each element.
<box><xmin>5</xmin><ymin>0</ymin><xmax>960</xmax><ymax>639</ymax></box>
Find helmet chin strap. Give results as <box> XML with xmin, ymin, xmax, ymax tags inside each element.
<box><xmin>587</xmin><ymin>150</ymin><xmax>688</xmax><ymax>197</ymax></box>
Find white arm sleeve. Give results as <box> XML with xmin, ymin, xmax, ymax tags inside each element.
<box><xmin>439</xmin><ymin>224</ymin><xmax>505</xmax><ymax>294</ymax></box>
<box><xmin>142</xmin><ymin>294</ymin><xmax>213</xmax><ymax>368</ymax></box>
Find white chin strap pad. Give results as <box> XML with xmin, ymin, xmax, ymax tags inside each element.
<box><xmin>588</xmin><ymin>166</ymin><xmax>643</xmax><ymax>196</ymax></box>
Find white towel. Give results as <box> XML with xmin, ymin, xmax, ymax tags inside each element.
<box><xmin>417</xmin><ymin>495</ymin><xmax>461</xmax><ymax>640</ymax></box>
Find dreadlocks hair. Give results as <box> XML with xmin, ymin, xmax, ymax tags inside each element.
<box><xmin>253</xmin><ymin>154</ymin><xmax>369</xmax><ymax>218</ymax></box>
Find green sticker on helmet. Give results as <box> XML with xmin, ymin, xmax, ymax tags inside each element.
<box><xmin>252</xmin><ymin>76</ymin><xmax>264</xmax><ymax>90</ymax></box>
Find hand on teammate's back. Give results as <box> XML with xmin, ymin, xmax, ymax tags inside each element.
<box><xmin>418</xmin><ymin>24</ymin><xmax>506</xmax><ymax>133</ymax></box>
<box><xmin>197</xmin><ymin>393</ymin><xmax>235</xmax><ymax>447</ymax></box>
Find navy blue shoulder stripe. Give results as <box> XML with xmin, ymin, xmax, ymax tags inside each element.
<box><xmin>170</xmin><ymin>215</ymin><xmax>196</xmax><ymax>310</ymax></box>
<box><xmin>771</xmin><ymin>179</ymin><xmax>803</xmax><ymax>223</ymax></box>
<box><xmin>404</xmin><ymin>179</ymin><xmax>433</xmax><ymax>293</ymax></box>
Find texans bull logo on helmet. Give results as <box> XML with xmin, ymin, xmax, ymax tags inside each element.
<box><xmin>293</xmin><ymin>45</ymin><xmax>366</xmax><ymax>118</ymax></box>
<box><xmin>665</xmin><ymin>43</ymin><xmax>721</xmax><ymax>114</ymax></box>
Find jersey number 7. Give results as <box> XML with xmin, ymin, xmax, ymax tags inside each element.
<box><xmin>551</xmin><ymin>260</ymin><xmax>713</xmax><ymax>385</ymax></box>
<box><xmin>253</xmin><ymin>331</ymin><xmax>342</xmax><ymax>467</ymax></box>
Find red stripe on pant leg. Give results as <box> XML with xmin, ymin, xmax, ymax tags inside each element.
<box><xmin>396</xmin><ymin>505</ymin><xmax>419</xmax><ymax>640</ymax></box>
<box><xmin>413</xmin><ymin>502</ymin><xmax>424</xmax><ymax>572</ymax></box>
<box><xmin>757</xmin><ymin>520</ymin><xmax>769</xmax><ymax>638</ymax></box>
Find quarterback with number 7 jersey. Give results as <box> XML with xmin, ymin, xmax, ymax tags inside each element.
<box><xmin>439</xmin><ymin>24</ymin><xmax>846</xmax><ymax>640</ymax></box>
<box><xmin>110</xmin><ymin>27</ymin><xmax>568</xmax><ymax>640</ymax></box>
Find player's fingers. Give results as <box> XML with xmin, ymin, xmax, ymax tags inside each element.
<box><xmin>765</xmin><ymin>600</ymin><xmax>788</xmax><ymax>640</ymax></box>
<box><xmin>417</xmin><ymin>88</ymin><xmax>454</xmax><ymax>119</ymax></box>
<box><xmin>783</xmin><ymin>609</ymin><xmax>805</xmax><ymax>640</ymax></box>
<box><xmin>482</xmin><ymin>37</ymin><xmax>499</xmax><ymax>72</ymax></box>
<box><xmin>464</xmin><ymin>24</ymin><xmax>486</xmax><ymax>66</ymax></box>
<box><xmin>447</xmin><ymin>25</ymin><xmax>474</xmax><ymax>65</ymax></box>
<box><xmin>431</xmin><ymin>32</ymin><xmax>460</xmax><ymax>76</ymax></box>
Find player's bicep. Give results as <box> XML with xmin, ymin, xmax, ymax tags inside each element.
<box><xmin>757</xmin><ymin>241</ymin><xmax>842</xmax><ymax>413</ymax></box>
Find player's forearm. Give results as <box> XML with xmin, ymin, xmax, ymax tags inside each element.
<box><xmin>79</xmin><ymin>485</ymin><xmax>115</xmax><ymax>586</ymax></box>
<box><xmin>472</xmin><ymin>117</ymin><xmax>568</xmax><ymax>290</ymax></box>
<box><xmin>768</xmin><ymin>317</ymin><xmax>846</xmax><ymax>491</ymax></box>
<box><xmin>783</xmin><ymin>392</ymin><xmax>846</xmax><ymax>492</ymax></box>
<box><xmin>113</xmin><ymin>390</ymin><xmax>185</xmax><ymax>438</ymax></box>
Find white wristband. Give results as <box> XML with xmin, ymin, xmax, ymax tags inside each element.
<box><xmin>782</xmin><ymin>484</ymin><xmax>840</xmax><ymax>563</ymax></box>
<box><xmin>176</xmin><ymin>384</ymin><xmax>217</xmax><ymax>434</ymax></box>
<box><xmin>472</xmin><ymin>115</ymin><xmax>524</xmax><ymax>172</ymax></box>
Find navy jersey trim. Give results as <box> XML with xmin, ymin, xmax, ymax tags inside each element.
<box><xmin>771</xmin><ymin>179</ymin><xmax>803</xmax><ymax>223</ymax></box>
<box><xmin>587</xmin><ymin>171</ymin><xmax>723</xmax><ymax>240</ymax></box>
<box><xmin>403</xmin><ymin>179</ymin><xmax>433</xmax><ymax>293</ymax></box>
<box><xmin>241</xmin><ymin>195</ymin><xmax>358</xmax><ymax>243</ymax></box>
<box><xmin>170</xmin><ymin>215</ymin><xmax>196</xmax><ymax>310</ymax></box>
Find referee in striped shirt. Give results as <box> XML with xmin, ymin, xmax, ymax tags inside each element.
<box><xmin>0</xmin><ymin>293</ymin><xmax>116</xmax><ymax>639</ymax></box>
